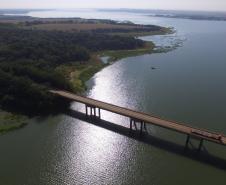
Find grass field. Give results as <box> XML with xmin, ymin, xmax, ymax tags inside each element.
<box><xmin>0</xmin><ymin>16</ymin><xmax>172</xmax><ymax>36</ymax></box>
<box><xmin>28</xmin><ymin>22</ymin><xmax>172</xmax><ymax>36</ymax></box>
<box><xmin>30</xmin><ymin>23</ymin><xmax>143</xmax><ymax>31</ymax></box>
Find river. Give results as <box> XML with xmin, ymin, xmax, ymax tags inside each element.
<box><xmin>1</xmin><ymin>9</ymin><xmax>226</xmax><ymax>185</ymax></box>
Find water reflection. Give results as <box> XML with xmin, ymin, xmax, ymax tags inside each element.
<box><xmin>1</xmin><ymin>9</ymin><xmax>226</xmax><ymax>185</ymax></box>
<box><xmin>68</xmin><ymin>13</ymin><xmax>226</xmax><ymax>185</ymax></box>
<box><xmin>70</xmin><ymin>102</ymin><xmax>136</xmax><ymax>183</ymax></box>
<box><xmin>67</xmin><ymin>110</ymin><xmax>226</xmax><ymax>171</ymax></box>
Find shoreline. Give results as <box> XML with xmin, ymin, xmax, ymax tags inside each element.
<box><xmin>61</xmin><ymin>40</ymin><xmax>157</xmax><ymax>94</ymax></box>
<box><xmin>0</xmin><ymin>16</ymin><xmax>174</xmax><ymax>133</ymax></box>
<box><xmin>66</xmin><ymin>32</ymin><xmax>176</xmax><ymax>94</ymax></box>
<box><xmin>0</xmin><ymin>110</ymin><xmax>28</xmax><ymax>134</ymax></box>
<box><xmin>0</xmin><ymin>39</ymin><xmax>161</xmax><ymax>134</ymax></box>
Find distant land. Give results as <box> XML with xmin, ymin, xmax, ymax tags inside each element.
<box><xmin>148</xmin><ymin>12</ymin><xmax>226</xmax><ymax>21</ymax></box>
<box><xmin>1</xmin><ymin>8</ymin><xmax>226</xmax><ymax>21</ymax></box>
<box><xmin>99</xmin><ymin>9</ymin><xmax>226</xmax><ymax>21</ymax></box>
<box><xmin>0</xmin><ymin>9</ymin><xmax>51</xmax><ymax>15</ymax></box>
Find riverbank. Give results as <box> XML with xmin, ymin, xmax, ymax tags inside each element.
<box><xmin>0</xmin><ymin>110</ymin><xmax>28</xmax><ymax>134</ymax></box>
<box><xmin>100</xmin><ymin>41</ymin><xmax>155</xmax><ymax>62</ymax></box>
<box><xmin>0</xmin><ymin>42</ymin><xmax>151</xmax><ymax>133</ymax></box>
<box><xmin>0</xmin><ymin>16</ymin><xmax>173</xmax><ymax>133</ymax></box>
<box><xmin>56</xmin><ymin>54</ymin><xmax>106</xmax><ymax>93</ymax></box>
<box><xmin>0</xmin><ymin>39</ymin><xmax>159</xmax><ymax>133</ymax></box>
<box><xmin>57</xmin><ymin>40</ymin><xmax>156</xmax><ymax>93</ymax></box>
<box><xmin>56</xmin><ymin>33</ymin><xmax>174</xmax><ymax>94</ymax></box>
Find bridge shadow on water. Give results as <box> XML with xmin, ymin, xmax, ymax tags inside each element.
<box><xmin>66</xmin><ymin>110</ymin><xmax>226</xmax><ymax>171</ymax></box>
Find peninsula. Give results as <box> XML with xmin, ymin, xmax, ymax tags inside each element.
<box><xmin>0</xmin><ymin>16</ymin><xmax>172</xmax><ymax>132</ymax></box>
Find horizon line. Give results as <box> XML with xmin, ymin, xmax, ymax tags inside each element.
<box><xmin>0</xmin><ymin>8</ymin><xmax>226</xmax><ymax>13</ymax></box>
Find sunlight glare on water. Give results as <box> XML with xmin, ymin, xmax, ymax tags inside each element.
<box><xmin>1</xmin><ymin>9</ymin><xmax>226</xmax><ymax>185</ymax></box>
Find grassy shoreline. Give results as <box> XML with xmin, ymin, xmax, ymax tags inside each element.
<box><xmin>100</xmin><ymin>41</ymin><xmax>155</xmax><ymax>62</ymax></box>
<box><xmin>56</xmin><ymin>54</ymin><xmax>106</xmax><ymax>93</ymax></box>
<box><xmin>58</xmin><ymin>40</ymin><xmax>156</xmax><ymax>94</ymax></box>
<box><xmin>0</xmin><ymin>111</ymin><xmax>28</xmax><ymax>134</ymax></box>
<box><xmin>0</xmin><ymin>40</ymin><xmax>156</xmax><ymax>134</ymax></box>
<box><xmin>0</xmin><ymin>17</ymin><xmax>173</xmax><ymax>133</ymax></box>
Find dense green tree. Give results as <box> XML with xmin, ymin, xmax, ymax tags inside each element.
<box><xmin>0</xmin><ymin>23</ymin><xmax>146</xmax><ymax>114</ymax></box>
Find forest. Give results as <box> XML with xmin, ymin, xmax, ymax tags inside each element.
<box><xmin>0</xmin><ymin>22</ymin><xmax>146</xmax><ymax>114</ymax></box>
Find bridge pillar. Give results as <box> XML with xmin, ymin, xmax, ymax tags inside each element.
<box><xmin>129</xmin><ymin>118</ymin><xmax>137</xmax><ymax>130</ymax></box>
<box><xmin>129</xmin><ymin>118</ymin><xmax>145</xmax><ymax>135</ymax></box>
<box><xmin>184</xmin><ymin>135</ymin><xmax>204</xmax><ymax>153</ymax></box>
<box><xmin>98</xmin><ymin>108</ymin><xmax>101</xmax><ymax>119</ymax></box>
<box><xmin>198</xmin><ymin>139</ymin><xmax>204</xmax><ymax>153</ymax></box>
<box><xmin>94</xmin><ymin>107</ymin><xmax>96</xmax><ymax>117</ymax></box>
<box><xmin>144</xmin><ymin>122</ymin><xmax>147</xmax><ymax>131</ymax></box>
<box><xmin>130</xmin><ymin>118</ymin><xmax>132</xmax><ymax>130</ymax></box>
<box><xmin>85</xmin><ymin>104</ymin><xmax>101</xmax><ymax>119</ymax></box>
<box><xmin>185</xmin><ymin>134</ymin><xmax>190</xmax><ymax>150</ymax></box>
<box><xmin>85</xmin><ymin>105</ymin><xmax>88</xmax><ymax>116</ymax></box>
<box><xmin>90</xmin><ymin>107</ymin><xmax>93</xmax><ymax>116</ymax></box>
<box><xmin>140</xmin><ymin>121</ymin><xmax>144</xmax><ymax>135</ymax></box>
<box><xmin>94</xmin><ymin>108</ymin><xmax>101</xmax><ymax>119</ymax></box>
<box><xmin>133</xmin><ymin>120</ymin><xmax>138</xmax><ymax>130</ymax></box>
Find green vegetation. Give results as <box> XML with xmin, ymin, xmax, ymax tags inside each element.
<box><xmin>0</xmin><ymin>67</ymin><xmax>71</xmax><ymax>114</ymax></box>
<box><xmin>0</xmin><ymin>110</ymin><xmax>28</xmax><ymax>134</ymax></box>
<box><xmin>0</xmin><ymin>20</ymin><xmax>153</xmax><ymax>114</ymax></box>
<box><xmin>0</xmin><ymin>17</ymin><xmax>172</xmax><ymax>133</ymax></box>
<box><xmin>56</xmin><ymin>54</ymin><xmax>105</xmax><ymax>92</ymax></box>
<box><xmin>19</xmin><ymin>18</ymin><xmax>170</xmax><ymax>36</ymax></box>
<box><xmin>101</xmin><ymin>41</ymin><xmax>155</xmax><ymax>62</ymax></box>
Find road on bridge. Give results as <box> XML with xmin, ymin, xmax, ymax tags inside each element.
<box><xmin>50</xmin><ymin>90</ymin><xmax>226</xmax><ymax>148</ymax></box>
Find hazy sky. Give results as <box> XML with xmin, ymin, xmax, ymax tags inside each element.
<box><xmin>1</xmin><ymin>0</ymin><xmax>226</xmax><ymax>12</ymax></box>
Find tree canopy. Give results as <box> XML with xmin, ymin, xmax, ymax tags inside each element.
<box><xmin>0</xmin><ymin>23</ymin><xmax>146</xmax><ymax>114</ymax></box>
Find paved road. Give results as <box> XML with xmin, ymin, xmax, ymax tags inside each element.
<box><xmin>50</xmin><ymin>90</ymin><xmax>226</xmax><ymax>146</ymax></box>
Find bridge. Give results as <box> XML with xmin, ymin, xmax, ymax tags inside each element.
<box><xmin>50</xmin><ymin>90</ymin><xmax>226</xmax><ymax>152</ymax></box>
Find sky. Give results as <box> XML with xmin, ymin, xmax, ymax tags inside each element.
<box><xmin>1</xmin><ymin>0</ymin><xmax>226</xmax><ymax>12</ymax></box>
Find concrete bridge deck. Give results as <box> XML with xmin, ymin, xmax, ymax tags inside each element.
<box><xmin>50</xmin><ymin>90</ymin><xmax>226</xmax><ymax>148</ymax></box>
